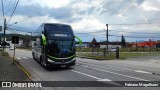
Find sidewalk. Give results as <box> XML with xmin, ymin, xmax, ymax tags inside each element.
<box><xmin>0</xmin><ymin>53</ymin><xmax>29</xmax><ymax>81</ymax></box>
<box><xmin>0</xmin><ymin>52</ymin><xmax>40</xmax><ymax>90</ymax></box>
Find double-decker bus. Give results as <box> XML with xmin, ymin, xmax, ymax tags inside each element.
<box><xmin>32</xmin><ymin>23</ymin><xmax>76</xmax><ymax>69</ymax></box>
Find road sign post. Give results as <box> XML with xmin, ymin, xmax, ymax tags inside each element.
<box><xmin>12</xmin><ymin>44</ymin><xmax>16</xmax><ymax>64</ymax></box>
<box><xmin>0</xmin><ymin>26</ymin><xmax>2</xmax><ymax>31</ymax></box>
<box><xmin>12</xmin><ymin>36</ymin><xmax>19</xmax><ymax>64</ymax></box>
<box><xmin>116</xmin><ymin>47</ymin><xmax>119</xmax><ymax>59</ymax></box>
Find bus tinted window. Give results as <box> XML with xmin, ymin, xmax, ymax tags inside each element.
<box><xmin>47</xmin><ymin>40</ymin><xmax>75</xmax><ymax>57</ymax></box>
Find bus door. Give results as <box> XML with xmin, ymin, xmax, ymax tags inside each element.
<box><xmin>33</xmin><ymin>42</ymin><xmax>38</xmax><ymax>59</ymax></box>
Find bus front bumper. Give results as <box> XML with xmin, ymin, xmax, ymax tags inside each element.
<box><xmin>47</xmin><ymin>58</ymin><xmax>76</xmax><ymax>66</ymax></box>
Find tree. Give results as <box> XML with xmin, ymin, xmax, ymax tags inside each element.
<box><xmin>23</xmin><ymin>39</ymin><xmax>30</xmax><ymax>47</ymax></box>
<box><xmin>121</xmin><ymin>35</ymin><xmax>126</xmax><ymax>47</ymax></box>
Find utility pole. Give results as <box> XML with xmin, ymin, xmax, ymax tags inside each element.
<box><xmin>3</xmin><ymin>18</ymin><xmax>6</xmax><ymax>53</ymax></box>
<box><xmin>30</xmin><ymin>32</ymin><xmax>32</xmax><ymax>47</ymax></box>
<box><xmin>106</xmin><ymin>24</ymin><xmax>108</xmax><ymax>51</ymax></box>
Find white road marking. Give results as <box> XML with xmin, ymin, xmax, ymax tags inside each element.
<box><xmin>22</xmin><ymin>57</ymin><xmax>28</xmax><ymax>59</ymax></box>
<box><xmin>78</xmin><ymin>62</ymin><xmax>136</xmax><ymax>71</ymax></box>
<box><xmin>98</xmin><ymin>79</ymin><xmax>112</xmax><ymax>81</ymax></box>
<box><xmin>78</xmin><ymin>62</ymin><xmax>153</xmax><ymax>75</ymax></box>
<box><xmin>81</xmin><ymin>65</ymin><xmax>149</xmax><ymax>81</ymax></box>
<box><xmin>71</xmin><ymin>70</ymin><xmax>102</xmax><ymax>80</ymax></box>
<box><xmin>17</xmin><ymin>57</ymin><xmax>21</xmax><ymax>60</ymax></box>
<box><xmin>76</xmin><ymin>64</ymin><xmax>80</xmax><ymax>65</ymax></box>
<box><xmin>134</xmin><ymin>70</ymin><xmax>152</xmax><ymax>74</ymax></box>
<box><xmin>72</xmin><ymin>70</ymin><xmax>112</xmax><ymax>81</ymax></box>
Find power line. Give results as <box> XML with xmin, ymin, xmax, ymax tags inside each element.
<box><xmin>76</xmin><ymin>32</ymin><xmax>160</xmax><ymax>38</ymax></box>
<box><xmin>8</xmin><ymin>27</ymin><xmax>33</xmax><ymax>33</ymax></box>
<box><xmin>75</xmin><ymin>33</ymin><xmax>112</xmax><ymax>37</ymax></box>
<box><xmin>75</xmin><ymin>30</ymin><xmax>105</xmax><ymax>34</ymax></box>
<box><xmin>4</xmin><ymin>0</ymin><xmax>17</xmax><ymax>15</ymax></box>
<box><xmin>109</xmin><ymin>29</ymin><xmax>160</xmax><ymax>34</ymax></box>
<box><xmin>108</xmin><ymin>22</ymin><xmax>160</xmax><ymax>25</ymax></box>
<box><xmin>1</xmin><ymin>0</ymin><xmax>5</xmax><ymax>20</ymax></box>
<box><xmin>7</xmin><ymin>0</ymin><xmax>19</xmax><ymax>24</ymax></box>
<box><xmin>110</xmin><ymin>35</ymin><xmax>160</xmax><ymax>38</ymax></box>
<box><xmin>8</xmin><ymin>25</ymin><xmax>35</xmax><ymax>31</ymax></box>
<box><xmin>75</xmin><ymin>29</ymin><xmax>160</xmax><ymax>35</ymax></box>
<box><xmin>7</xmin><ymin>26</ymin><xmax>160</xmax><ymax>38</ymax></box>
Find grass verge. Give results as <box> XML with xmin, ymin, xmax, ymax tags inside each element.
<box><xmin>0</xmin><ymin>51</ymin><xmax>9</xmax><ymax>56</ymax></box>
<box><xmin>76</xmin><ymin>52</ymin><xmax>160</xmax><ymax>60</ymax></box>
<box><xmin>17</xmin><ymin>47</ymin><xmax>32</xmax><ymax>51</ymax></box>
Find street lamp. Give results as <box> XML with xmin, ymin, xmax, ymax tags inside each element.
<box><xmin>7</xmin><ymin>22</ymin><xmax>18</xmax><ymax>29</ymax></box>
<box><xmin>2</xmin><ymin>20</ymin><xmax>17</xmax><ymax>53</ymax></box>
<box><xmin>28</xmin><ymin>32</ymin><xmax>33</xmax><ymax>47</ymax></box>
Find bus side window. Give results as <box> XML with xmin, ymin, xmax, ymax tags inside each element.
<box><xmin>40</xmin><ymin>36</ymin><xmax>43</xmax><ymax>45</ymax></box>
<box><xmin>42</xmin><ymin>31</ymin><xmax>44</xmax><ymax>34</ymax></box>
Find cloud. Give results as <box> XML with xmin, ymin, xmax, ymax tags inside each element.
<box><xmin>6</xmin><ymin>15</ymin><xmax>59</xmax><ymax>32</ymax></box>
<box><xmin>1</xmin><ymin>0</ymin><xmax>160</xmax><ymax>41</ymax></box>
<box><xmin>19</xmin><ymin>0</ymin><xmax>71</xmax><ymax>8</ymax></box>
<box><xmin>71</xmin><ymin>16</ymin><xmax>104</xmax><ymax>32</ymax></box>
<box><xmin>141</xmin><ymin>0</ymin><xmax>160</xmax><ymax>11</ymax></box>
<box><xmin>11</xmin><ymin>4</ymin><xmax>73</xmax><ymax>20</ymax></box>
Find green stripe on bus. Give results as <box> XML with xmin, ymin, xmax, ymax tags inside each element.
<box><xmin>47</xmin><ymin>54</ymin><xmax>75</xmax><ymax>60</ymax></box>
<box><xmin>75</xmin><ymin>36</ymin><xmax>82</xmax><ymax>45</ymax></box>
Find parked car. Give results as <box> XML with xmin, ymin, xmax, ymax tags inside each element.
<box><xmin>1</xmin><ymin>42</ymin><xmax>11</xmax><ymax>48</ymax></box>
<box><xmin>5</xmin><ymin>45</ymin><xmax>11</xmax><ymax>48</ymax></box>
<box><xmin>5</xmin><ymin>43</ymin><xmax>11</xmax><ymax>48</ymax></box>
<box><xmin>9</xmin><ymin>46</ymin><xmax>14</xmax><ymax>50</ymax></box>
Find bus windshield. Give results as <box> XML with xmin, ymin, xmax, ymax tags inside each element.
<box><xmin>47</xmin><ymin>39</ymin><xmax>75</xmax><ymax>57</ymax></box>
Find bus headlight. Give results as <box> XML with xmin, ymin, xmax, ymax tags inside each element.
<box><xmin>48</xmin><ymin>59</ymin><xmax>55</xmax><ymax>63</ymax></box>
<box><xmin>72</xmin><ymin>57</ymin><xmax>76</xmax><ymax>61</ymax></box>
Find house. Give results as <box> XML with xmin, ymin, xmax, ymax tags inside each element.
<box><xmin>88</xmin><ymin>37</ymin><xmax>100</xmax><ymax>48</ymax></box>
<box><xmin>131</xmin><ymin>40</ymin><xmax>157</xmax><ymax>48</ymax></box>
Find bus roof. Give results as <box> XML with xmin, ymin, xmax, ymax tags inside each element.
<box><xmin>42</xmin><ymin>23</ymin><xmax>71</xmax><ymax>26</ymax></box>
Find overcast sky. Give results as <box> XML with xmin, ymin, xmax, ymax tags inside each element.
<box><xmin>0</xmin><ymin>0</ymin><xmax>160</xmax><ymax>42</ymax></box>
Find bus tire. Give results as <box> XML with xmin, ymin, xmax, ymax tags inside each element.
<box><xmin>44</xmin><ymin>61</ymin><xmax>50</xmax><ymax>70</ymax></box>
<box><xmin>69</xmin><ymin>61</ymin><xmax>76</xmax><ymax>66</ymax></box>
<box><xmin>32</xmin><ymin>52</ymin><xmax>36</xmax><ymax>60</ymax></box>
<box><xmin>45</xmin><ymin>64</ymin><xmax>50</xmax><ymax>70</ymax></box>
<box><xmin>40</xmin><ymin>56</ymin><xmax>43</xmax><ymax>66</ymax></box>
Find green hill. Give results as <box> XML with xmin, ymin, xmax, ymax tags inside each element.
<box><xmin>0</xmin><ymin>34</ymin><xmax>37</xmax><ymax>41</ymax></box>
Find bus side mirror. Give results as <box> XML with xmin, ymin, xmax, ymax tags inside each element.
<box><xmin>75</xmin><ymin>36</ymin><xmax>82</xmax><ymax>45</ymax></box>
<box><xmin>41</xmin><ymin>34</ymin><xmax>46</xmax><ymax>45</ymax></box>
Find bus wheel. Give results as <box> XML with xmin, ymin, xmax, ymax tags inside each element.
<box><xmin>44</xmin><ymin>62</ymin><xmax>50</xmax><ymax>70</ymax></box>
<box><xmin>40</xmin><ymin>57</ymin><xmax>43</xmax><ymax>66</ymax></box>
<box><xmin>32</xmin><ymin>52</ymin><xmax>36</xmax><ymax>60</ymax></box>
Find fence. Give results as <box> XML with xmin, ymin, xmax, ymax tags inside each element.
<box><xmin>76</xmin><ymin>47</ymin><xmax>160</xmax><ymax>59</ymax></box>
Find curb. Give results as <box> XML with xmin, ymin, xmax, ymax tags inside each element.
<box><xmin>14</xmin><ymin>60</ymin><xmax>32</xmax><ymax>80</ymax></box>
<box><xmin>12</xmin><ymin>60</ymin><xmax>42</xmax><ymax>90</ymax></box>
<box><xmin>3</xmin><ymin>51</ymin><xmax>42</xmax><ymax>90</ymax></box>
<box><xmin>5</xmin><ymin>52</ymin><xmax>33</xmax><ymax>81</ymax></box>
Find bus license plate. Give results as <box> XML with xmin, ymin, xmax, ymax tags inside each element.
<box><xmin>61</xmin><ymin>65</ymin><xmax>66</xmax><ymax>67</ymax></box>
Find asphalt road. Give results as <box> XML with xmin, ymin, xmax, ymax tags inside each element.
<box><xmin>5</xmin><ymin>49</ymin><xmax>160</xmax><ymax>90</ymax></box>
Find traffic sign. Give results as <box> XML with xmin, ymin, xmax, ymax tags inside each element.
<box><xmin>12</xmin><ymin>36</ymin><xmax>19</xmax><ymax>44</ymax></box>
